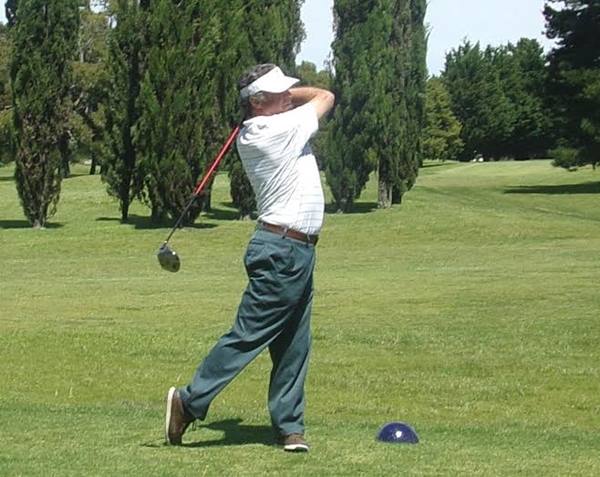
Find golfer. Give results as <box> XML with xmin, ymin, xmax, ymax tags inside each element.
<box><xmin>165</xmin><ymin>64</ymin><xmax>335</xmax><ymax>452</ymax></box>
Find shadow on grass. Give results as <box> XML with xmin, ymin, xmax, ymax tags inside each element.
<box><xmin>183</xmin><ymin>419</ymin><xmax>275</xmax><ymax>448</ymax></box>
<box><xmin>142</xmin><ymin>418</ymin><xmax>275</xmax><ymax>449</ymax></box>
<box><xmin>504</xmin><ymin>182</ymin><xmax>600</xmax><ymax>195</ymax></box>
<box><xmin>64</xmin><ymin>172</ymin><xmax>92</xmax><ymax>179</ymax></box>
<box><xmin>0</xmin><ymin>220</ymin><xmax>64</xmax><ymax>229</ymax></box>
<box><xmin>204</xmin><ymin>206</ymin><xmax>242</xmax><ymax>221</ymax></box>
<box><xmin>421</xmin><ymin>161</ymin><xmax>452</xmax><ymax>168</ymax></box>
<box><xmin>96</xmin><ymin>214</ymin><xmax>217</xmax><ymax>230</ymax></box>
<box><xmin>0</xmin><ymin>173</ymin><xmax>89</xmax><ymax>183</ymax></box>
<box><xmin>325</xmin><ymin>201</ymin><xmax>378</xmax><ymax>215</ymax></box>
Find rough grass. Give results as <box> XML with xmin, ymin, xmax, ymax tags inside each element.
<box><xmin>1</xmin><ymin>160</ymin><xmax>599</xmax><ymax>476</ymax></box>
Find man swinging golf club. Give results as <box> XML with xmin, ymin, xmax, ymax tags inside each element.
<box><xmin>165</xmin><ymin>64</ymin><xmax>335</xmax><ymax>452</ymax></box>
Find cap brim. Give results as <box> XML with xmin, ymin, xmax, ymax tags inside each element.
<box><xmin>262</xmin><ymin>76</ymin><xmax>300</xmax><ymax>94</ymax></box>
<box><xmin>240</xmin><ymin>67</ymin><xmax>300</xmax><ymax>98</ymax></box>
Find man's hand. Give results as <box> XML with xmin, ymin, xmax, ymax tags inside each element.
<box><xmin>290</xmin><ymin>87</ymin><xmax>335</xmax><ymax>120</ymax></box>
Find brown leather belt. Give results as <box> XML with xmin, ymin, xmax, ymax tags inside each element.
<box><xmin>258</xmin><ymin>221</ymin><xmax>319</xmax><ymax>245</ymax></box>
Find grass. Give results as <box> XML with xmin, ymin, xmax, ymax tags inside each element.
<box><xmin>1</xmin><ymin>159</ymin><xmax>599</xmax><ymax>476</ymax></box>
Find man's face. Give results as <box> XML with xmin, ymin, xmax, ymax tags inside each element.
<box><xmin>252</xmin><ymin>90</ymin><xmax>293</xmax><ymax>117</ymax></box>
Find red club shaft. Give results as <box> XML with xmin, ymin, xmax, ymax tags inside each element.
<box><xmin>193</xmin><ymin>125</ymin><xmax>241</xmax><ymax>196</ymax></box>
<box><xmin>161</xmin><ymin>125</ymin><xmax>241</xmax><ymax>245</ymax></box>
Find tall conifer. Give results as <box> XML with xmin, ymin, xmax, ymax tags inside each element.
<box><xmin>10</xmin><ymin>0</ymin><xmax>79</xmax><ymax>228</ymax></box>
<box><xmin>102</xmin><ymin>0</ymin><xmax>146</xmax><ymax>222</ymax></box>
<box><xmin>422</xmin><ymin>77</ymin><xmax>463</xmax><ymax>162</ymax></box>
<box><xmin>327</xmin><ymin>0</ymin><xmax>427</xmax><ymax>210</ymax></box>
<box><xmin>135</xmin><ymin>0</ymin><xmax>216</xmax><ymax>224</ymax></box>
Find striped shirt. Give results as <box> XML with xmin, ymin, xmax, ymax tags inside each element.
<box><xmin>236</xmin><ymin>103</ymin><xmax>324</xmax><ymax>235</ymax></box>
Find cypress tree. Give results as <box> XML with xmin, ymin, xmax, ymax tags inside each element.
<box><xmin>187</xmin><ymin>0</ymin><xmax>252</xmax><ymax>218</ymax></box>
<box><xmin>102</xmin><ymin>0</ymin><xmax>146</xmax><ymax>222</ymax></box>
<box><xmin>157</xmin><ymin>0</ymin><xmax>305</xmax><ymax>220</ymax></box>
<box><xmin>10</xmin><ymin>0</ymin><xmax>79</xmax><ymax>228</ymax></box>
<box><xmin>326</xmin><ymin>1</ymin><xmax>389</xmax><ymax>211</ymax></box>
<box><xmin>327</xmin><ymin>0</ymin><xmax>427</xmax><ymax>211</ymax></box>
<box><xmin>135</xmin><ymin>0</ymin><xmax>216</xmax><ymax>224</ymax></box>
<box><xmin>392</xmin><ymin>0</ymin><xmax>427</xmax><ymax>204</ymax></box>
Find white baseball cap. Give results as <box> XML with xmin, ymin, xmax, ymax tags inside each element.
<box><xmin>240</xmin><ymin>66</ymin><xmax>300</xmax><ymax>99</ymax></box>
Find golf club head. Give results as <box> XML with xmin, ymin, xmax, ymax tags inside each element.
<box><xmin>157</xmin><ymin>243</ymin><xmax>180</xmax><ymax>273</ymax></box>
<box><xmin>376</xmin><ymin>422</ymin><xmax>419</xmax><ymax>444</ymax></box>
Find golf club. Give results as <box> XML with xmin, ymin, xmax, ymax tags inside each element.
<box><xmin>156</xmin><ymin>125</ymin><xmax>241</xmax><ymax>272</ymax></box>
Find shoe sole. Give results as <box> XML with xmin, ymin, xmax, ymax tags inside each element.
<box><xmin>284</xmin><ymin>443</ymin><xmax>309</xmax><ymax>452</ymax></box>
<box><xmin>165</xmin><ymin>386</ymin><xmax>176</xmax><ymax>445</ymax></box>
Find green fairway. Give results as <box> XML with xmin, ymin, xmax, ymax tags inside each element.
<box><xmin>1</xmin><ymin>160</ymin><xmax>599</xmax><ymax>476</ymax></box>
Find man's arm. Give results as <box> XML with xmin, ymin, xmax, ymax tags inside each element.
<box><xmin>289</xmin><ymin>87</ymin><xmax>335</xmax><ymax>120</ymax></box>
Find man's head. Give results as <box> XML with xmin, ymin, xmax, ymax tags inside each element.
<box><xmin>239</xmin><ymin>64</ymin><xmax>300</xmax><ymax>118</ymax></box>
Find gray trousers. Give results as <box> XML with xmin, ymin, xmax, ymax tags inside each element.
<box><xmin>179</xmin><ymin>228</ymin><xmax>315</xmax><ymax>436</ymax></box>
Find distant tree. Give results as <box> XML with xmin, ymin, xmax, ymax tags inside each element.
<box><xmin>443</xmin><ymin>38</ymin><xmax>555</xmax><ymax>161</ymax></box>
<box><xmin>494</xmin><ymin>39</ymin><xmax>553</xmax><ymax>159</ymax></box>
<box><xmin>545</xmin><ymin>0</ymin><xmax>600</xmax><ymax>170</ymax></box>
<box><xmin>102</xmin><ymin>0</ymin><xmax>147</xmax><ymax>222</ymax></box>
<box><xmin>422</xmin><ymin>77</ymin><xmax>463</xmax><ymax>161</ymax></box>
<box><xmin>296</xmin><ymin>61</ymin><xmax>332</xmax><ymax>89</ymax></box>
<box><xmin>443</xmin><ymin>41</ymin><xmax>515</xmax><ymax>161</ymax></box>
<box><xmin>10</xmin><ymin>0</ymin><xmax>79</xmax><ymax>228</ymax></box>
<box><xmin>326</xmin><ymin>0</ymin><xmax>427</xmax><ymax>210</ymax></box>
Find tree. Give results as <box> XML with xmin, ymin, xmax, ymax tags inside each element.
<box><xmin>545</xmin><ymin>0</ymin><xmax>600</xmax><ymax>170</ymax></box>
<box><xmin>134</xmin><ymin>0</ymin><xmax>217</xmax><ymax>224</ymax></box>
<box><xmin>443</xmin><ymin>41</ymin><xmax>516</xmax><ymax>161</ymax></box>
<box><xmin>102</xmin><ymin>0</ymin><xmax>146</xmax><ymax>222</ymax></box>
<box><xmin>443</xmin><ymin>38</ymin><xmax>555</xmax><ymax>161</ymax></box>
<box><xmin>326</xmin><ymin>0</ymin><xmax>427</xmax><ymax>211</ymax></box>
<box><xmin>396</xmin><ymin>0</ymin><xmax>427</xmax><ymax>202</ymax></box>
<box><xmin>296</xmin><ymin>61</ymin><xmax>332</xmax><ymax>89</ymax></box>
<box><xmin>10</xmin><ymin>0</ymin><xmax>79</xmax><ymax>228</ymax></box>
<box><xmin>422</xmin><ymin>77</ymin><xmax>463</xmax><ymax>161</ymax></box>
<box><xmin>494</xmin><ymin>39</ymin><xmax>553</xmax><ymax>159</ymax></box>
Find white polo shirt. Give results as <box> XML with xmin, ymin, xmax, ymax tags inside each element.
<box><xmin>236</xmin><ymin>103</ymin><xmax>324</xmax><ymax>235</ymax></box>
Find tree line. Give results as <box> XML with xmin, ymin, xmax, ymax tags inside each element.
<box><xmin>423</xmin><ymin>0</ymin><xmax>599</xmax><ymax>173</ymax></box>
<box><xmin>0</xmin><ymin>0</ymin><xmax>597</xmax><ymax>228</ymax></box>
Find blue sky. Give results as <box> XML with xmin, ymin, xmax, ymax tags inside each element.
<box><xmin>1</xmin><ymin>0</ymin><xmax>557</xmax><ymax>75</ymax></box>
